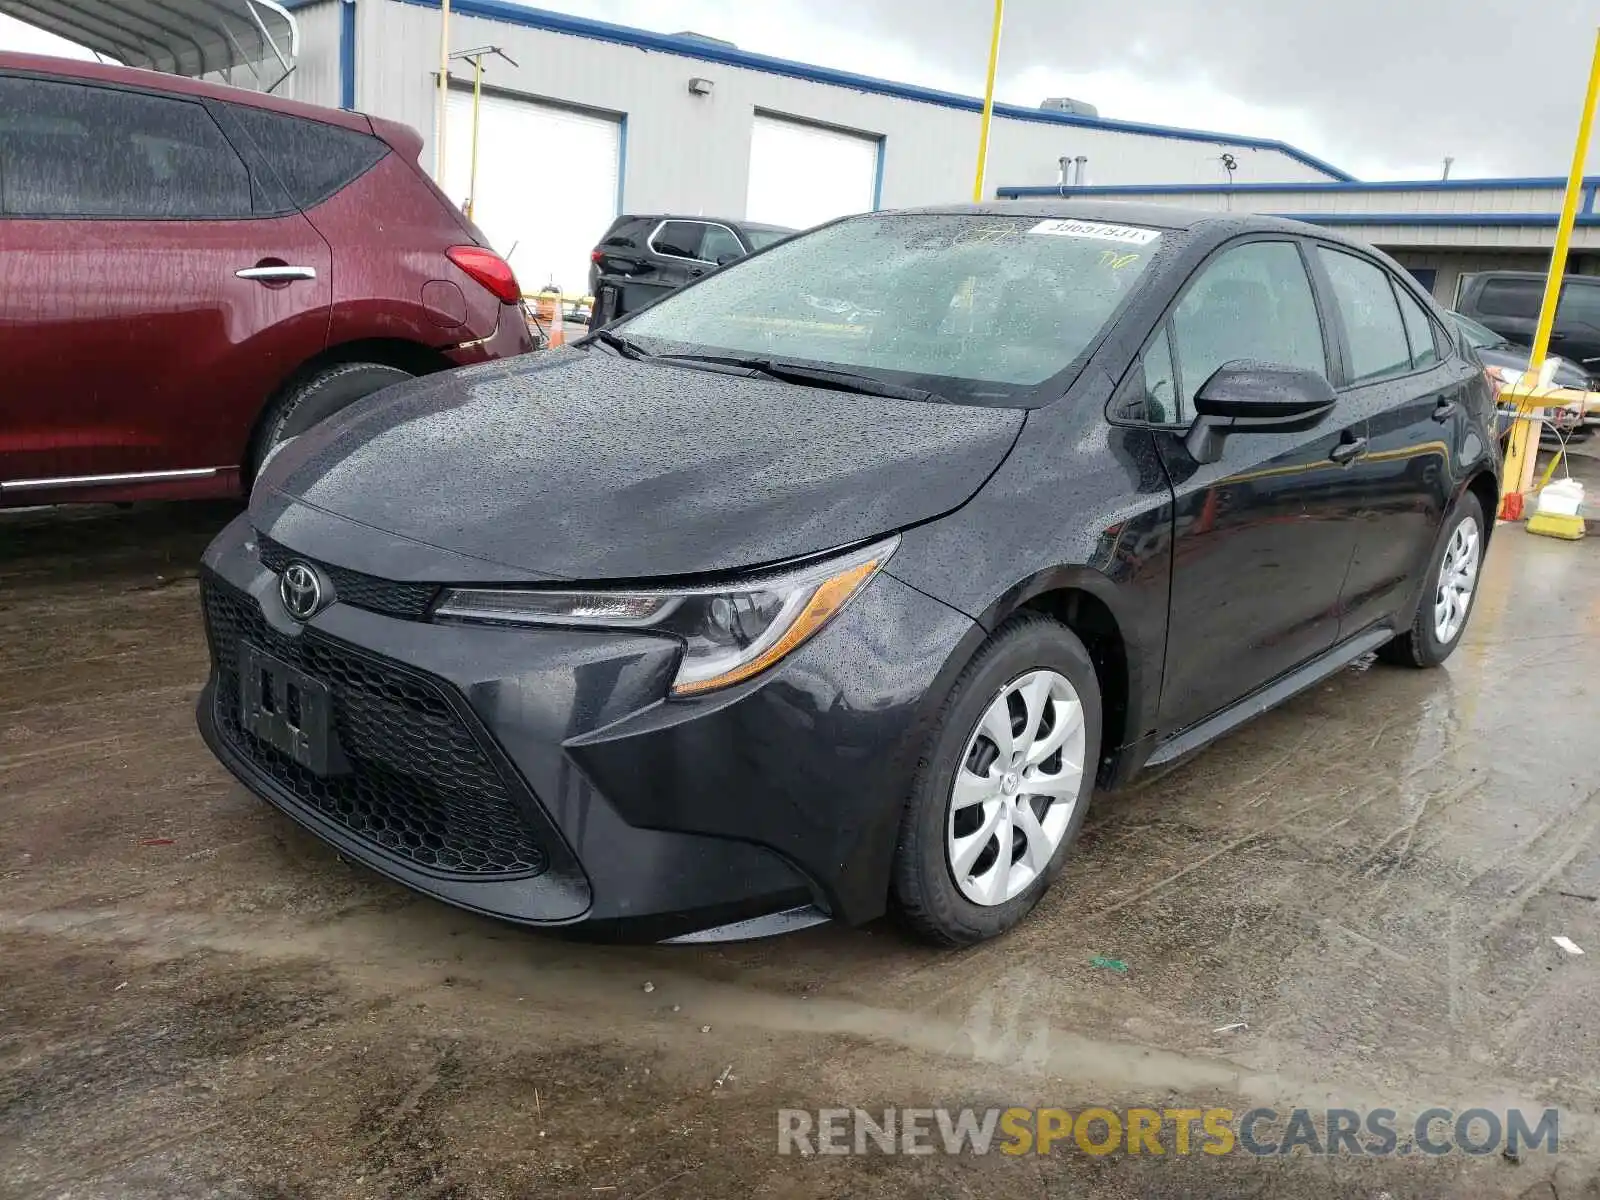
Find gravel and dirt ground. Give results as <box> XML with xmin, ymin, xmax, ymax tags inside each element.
<box><xmin>3</xmin><ymin>493</ymin><xmax>1599</xmax><ymax>1199</ymax></box>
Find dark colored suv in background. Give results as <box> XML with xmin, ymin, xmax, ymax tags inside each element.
<box><xmin>588</xmin><ymin>214</ymin><xmax>793</xmax><ymax>324</ymax></box>
<box><xmin>0</xmin><ymin>53</ymin><xmax>532</xmax><ymax>509</ymax></box>
<box><xmin>1455</xmin><ymin>269</ymin><xmax>1600</xmax><ymax>385</ymax></box>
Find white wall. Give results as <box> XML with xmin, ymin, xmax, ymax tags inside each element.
<box><xmin>348</xmin><ymin>0</ymin><xmax>1337</xmax><ymax>235</ymax></box>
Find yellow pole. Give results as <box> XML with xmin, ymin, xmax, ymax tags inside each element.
<box><xmin>465</xmin><ymin>54</ymin><xmax>483</xmax><ymax>221</ymax></box>
<box><xmin>971</xmin><ymin>0</ymin><xmax>1005</xmax><ymax>203</ymax></box>
<box><xmin>1502</xmin><ymin>26</ymin><xmax>1600</xmax><ymax>508</ymax></box>
<box><xmin>435</xmin><ymin>0</ymin><xmax>451</xmax><ymax>180</ymax></box>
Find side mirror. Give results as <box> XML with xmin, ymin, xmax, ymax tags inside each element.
<box><xmin>716</xmin><ymin>251</ymin><xmax>742</xmax><ymax>266</ymax></box>
<box><xmin>1185</xmin><ymin>361</ymin><xmax>1336</xmax><ymax>464</ymax></box>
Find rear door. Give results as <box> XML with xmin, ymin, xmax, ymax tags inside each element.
<box><xmin>1553</xmin><ymin>279</ymin><xmax>1600</xmax><ymax>371</ymax></box>
<box><xmin>1151</xmin><ymin>238</ymin><xmax>1366</xmax><ymax>734</ymax></box>
<box><xmin>0</xmin><ymin>73</ymin><xmax>330</xmax><ymax>495</ymax></box>
<box><xmin>1312</xmin><ymin>246</ymin><xmax>1465</xmax><ymax>637</ymax></box>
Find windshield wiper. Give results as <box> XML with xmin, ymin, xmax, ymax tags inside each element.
<box><xmin>584</xmin><ymin>327</ymin><xmax>653</xmax><ymax>360</ymax></box>
<box><xmin>654</xmin><ymin>353</ymin><xmax>945</xmax><ymax>404</ymax></box>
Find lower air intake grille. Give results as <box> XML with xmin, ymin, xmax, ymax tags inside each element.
<box><xmin>202</xmin><ymin>575</ymin><xmax>547</xmax><ymax>878</ymax></box>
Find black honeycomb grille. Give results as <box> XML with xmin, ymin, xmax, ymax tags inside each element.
<box><xmin>257</xmin><ymin>535</ymin><xmax>439</xmax><ymax>620</ymax></box>
<box><xmin>203</xmin><ymin>576</ymin><xmax>547</xmax><ymax>878</ymax></box>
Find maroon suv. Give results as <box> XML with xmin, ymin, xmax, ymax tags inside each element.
<box><xmin>0</xmin><ymin>53</ymin><xmax>533</xmax><ymax>508</ymax></box>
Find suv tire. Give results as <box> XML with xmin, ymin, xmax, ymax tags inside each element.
<box><xmin>250</xmin><ymin>362</ymin><xmax>414</xmax><ymax>484</ymax></box>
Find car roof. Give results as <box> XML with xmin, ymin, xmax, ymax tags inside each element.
<box><xmin>896</xmin><ymin>198</ymin><xmax>1337</xmax><ymax>235</ymax></box>
<box><xmin>614</xmin><ymin>214</ymin><xmax>795</xmax><ymax>231</ymax></box>
<box><xmin>1467</xmin><ymin>269</ymin><xmax>1599</xmax><ymax>284</ymax></box>
<box><xmin>875</xmin><ymin>198</ymin><xmax>1424</xmax><ymax>267</ymax></box>
<box><xmin>0</xmin><ymin>51</ymin><xmax>375</xmax><ymax>134</ymax></box>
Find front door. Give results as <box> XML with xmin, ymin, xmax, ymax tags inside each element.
<box><xmin>0</xmin><ymin>74</ymin><xmax>331</xmax><ymax>492</ymax></box>
<box><xmin>1150</xmin><ymin>238</ymin><xmax>1366</xmax><ymax>736</ymax></box>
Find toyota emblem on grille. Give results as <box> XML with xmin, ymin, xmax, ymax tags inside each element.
<box><xmin>279</xmin><ymin>561</ymin><xmax>325</xmax><ymax>621</ymax></box>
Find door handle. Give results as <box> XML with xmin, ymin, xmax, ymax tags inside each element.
<box><xmin>1329</xmin><ymin>435</ymin><xmax>1368</xmax><ymax>464</ymax></box>
<box><xmin>1432</xmin><ymin>398</ymin><xmax>1459</xmax><ymax>422</ymax></box>
<box><xmin>236</xmin><ymin>265</ymin><xmax>317</xmax><ymax>282</ymax></box>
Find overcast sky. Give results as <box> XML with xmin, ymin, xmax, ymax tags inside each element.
<box><xmin>5</xmin><ymin>0</ymin><xmax>1599</xmax><ymax>181</ymax></box>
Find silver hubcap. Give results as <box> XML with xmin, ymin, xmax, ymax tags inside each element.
<box><xmin>947</xmin><ymin>669</ymin><xmax>1086</xmax><ymax>907</ymax></box>
<box><xmin>1434</xmin><ymin>515</ymin><xmax>1481</xmax><ymax>644</ymax></box>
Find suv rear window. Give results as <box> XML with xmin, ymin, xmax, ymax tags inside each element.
<box><xmin>598</xmin><ymin>216</ymin><xmax>652</xmax><ymax>249</ymax></box>
<box><xmin>1475</xmin><ymin>277</ymin><xmax>1543</xmax><ymax>319</ymax></box>
<box><xmin>219</xmin><ymin>104</ymin><xmax>387</xmax><ymax>209</ymax></box>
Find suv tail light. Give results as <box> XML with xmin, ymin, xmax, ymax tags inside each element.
<box><xmin>447</xmin><ymin>245</ymin><xmax>521</xmax><ymax>304</ymax></box>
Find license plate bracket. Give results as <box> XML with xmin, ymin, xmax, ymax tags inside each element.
<box><xmin>238</xmin><ymin>642</ymin><xmax>347</xmax><ymax>776</ymax></box>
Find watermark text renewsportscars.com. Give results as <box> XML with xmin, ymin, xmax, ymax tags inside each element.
<box><xmin>777</xmin><ymin>1106</ymin><xmax>1560</xmax><ymax>1157</ymax></box>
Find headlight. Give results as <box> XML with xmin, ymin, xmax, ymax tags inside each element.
<box><xmin>432</xmin><ymin>536</ymin><xmax>898</xmax><ymax>696</ymax></box>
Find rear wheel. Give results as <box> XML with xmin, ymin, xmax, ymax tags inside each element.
<box><xmin>892</xmin><ymin>614</ymin><xmax>1101</xmax><ymax>946</ymax></box>
<box><xmin>1379</xmin><ymin>491</ymin><xmax>1485</xmax><ymax>668</ymax></box>
<box><xmin>249</xmin><ymin>362</ymin><xmax>414</xmax><ymax>485</ymax></box>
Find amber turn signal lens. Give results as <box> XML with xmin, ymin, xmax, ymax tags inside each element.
<box><xmin>669</xmin><ymin>556</ymin><xmax>882</xmax><ymax>696</ymax></box>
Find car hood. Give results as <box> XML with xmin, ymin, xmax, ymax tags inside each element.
<box><xmin>254</xmin><ymin>348</ymin><xmax>1024</xmax><ymax>582</ymax></box>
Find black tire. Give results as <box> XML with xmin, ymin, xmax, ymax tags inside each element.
<box><xmin>892</xmin><ymin>613</ymin><xmax>1102</xmax><ymax>946</ymax></box>
<box><xmin>249</xmin><ymin>362</ymin><xmax>414</xmax><ymax>483</ymax></box>
<box><xmin>1378</xmin><ymin>490</ymin><xmax>1486</xmax><ymax>668</ymax></box>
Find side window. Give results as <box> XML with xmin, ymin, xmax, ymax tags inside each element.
<box><xmin>653</xmin><ymin>220</ymin><xmax>706</xmax><ymax>259</ymax></box>
<box><xmin>0</xmin><ymin>76</ymin><xmax>251</xmax><ymax>219</ymax></box>
<box><xmin>219</xmin><ymin>104</ymin><xmax>387</xmax><ymax>210</ymax></box>
<box><xmin>1394</xmin><ymin>286</ymin><xmax>1441</xmax><ymax>369</ymax></box>
<box><xmin>1557</xmin><ymin>281</ymin><xmax>1600</xmax><ymax>330</ymax></box>
<box><xmin>1318</xmin><ymin>248</ymin><xmax>1412</xmax><ymax>383</ymax></box>
<box><xmin>1170</xmin><ymin>241</ymin><xmax>1326</xmax><ymax>414</ymax></box>
<box><xmin>699</xmin><ymin>224</ymin><xmax>744</xmax><ymax>264</ymax></box>
<box><xmin>1475</xmin><ymin>277</ymin><xmax>1542</xmax><ymax>319</ymax></box>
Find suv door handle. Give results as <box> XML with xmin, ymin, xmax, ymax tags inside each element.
<box><xmin>1432</xmin><ymin>398</ymin><xmax>1459</xmax><ymax>422</ymax></box>
<box><xmin>236</xmin><ymin>265</ymin><xmax>317</xmax><ymax>282</ymax></box>
<box><xmin>1329</xmin><ymin>435</ymin><xmax>1368</xmax><ymax>464</ymax></box>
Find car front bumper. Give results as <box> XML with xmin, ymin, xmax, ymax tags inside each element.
<box><xmin>195</xmin><ymin>514</ymin><xmax>976</xmax><ymax>940</ymax></box>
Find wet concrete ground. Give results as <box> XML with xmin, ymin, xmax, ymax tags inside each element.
<box><xmin>3</xmin><ymin>495</ymin><xmax>1599</xmax><ymax>1199</ymax></box>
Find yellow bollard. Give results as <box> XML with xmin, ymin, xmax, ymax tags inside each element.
<box><xmin>1501</xmin><ymin>26</ymin><xmax>1600</xmax><ymax>515</ymax></box>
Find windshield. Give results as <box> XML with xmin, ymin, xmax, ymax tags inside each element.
<box><xmin>619</xmin><ymin>212</ymin><xmax>1163</xmax><ymax>405</ymax></box>
<box><xmin>743</xmin><ymin>226</ymin><xmax>794</xmax><ymax>250</ymax></box>
<box><xmin>1450</xmin><ymin>311</ymin><xmax>1508</xmax><ymax>349</ymax></box>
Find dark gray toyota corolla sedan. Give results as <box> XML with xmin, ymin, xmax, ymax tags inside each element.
<box><xmin>197</xmin><ymin>201</ymin><xmax>1500</xmax><ymax>946</ymax></box>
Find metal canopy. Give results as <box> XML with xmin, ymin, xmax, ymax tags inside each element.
<box><xmin>0</xmin><ymin>0</ymin><xmax>299</xmax><ymax>87</ymax></box>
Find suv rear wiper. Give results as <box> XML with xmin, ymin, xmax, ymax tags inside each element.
<box><xmin>654</xmin><ymin>353</ymin><xmax>945</xmax><ymax>404</ymax></box>
<box><xmin>585</xmin><ymin>327</ymin><xmax>653</xmax><ymax>360</ymax></box>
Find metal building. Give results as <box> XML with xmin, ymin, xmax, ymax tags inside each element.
<box><xmin>271</xmin><ymin>0</ymin><xmax>1350</xmax><ymax>297</ymax></box>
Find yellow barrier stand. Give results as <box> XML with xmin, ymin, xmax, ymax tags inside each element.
<box><xmin>1501</xmin><ymin>26</ymin><xmax>1600</xmax><ymax>516</ymax></box>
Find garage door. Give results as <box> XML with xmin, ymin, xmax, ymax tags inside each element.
<box><xmin>745</xmin><ymin>114</ymin><xmax>878</xmax><ymax>231</ymax></box>
<box><xmin>440</xmin><ymin>90</ymin><xmax>619</xmax><ymax>298</ymax></box>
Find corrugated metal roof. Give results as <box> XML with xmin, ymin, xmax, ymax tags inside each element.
<box><xmin>0</xmin><ymin>0</ymin><xmax>298</xmax><ymax>81</ymax></box>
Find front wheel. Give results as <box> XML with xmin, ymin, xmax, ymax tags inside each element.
<box><xmin>892</xmin><ymin>614</ymin><xmax>1102</xmax><ymax>946</ymax></box>
<box><xmin>1379</xmin><ymin>491</ymin><xmax>1485</xmax><ymax>668</ymax></box>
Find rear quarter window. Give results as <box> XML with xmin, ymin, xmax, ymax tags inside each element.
<box><xmin>219</xmin><ymin>104</ymin><xmax>387</xmax><ymax>210</ymax></box>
